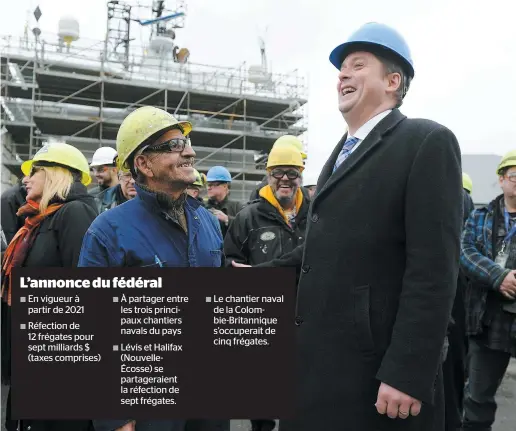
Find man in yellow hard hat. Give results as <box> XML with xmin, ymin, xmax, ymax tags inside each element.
<box><xmin>248</xmin><ymin>135</ymin><xmax>309</xmax><ymax>202</ymax></box>
<box><xmin>459</xmin><ymin>151</ymin><xmax>516</xmax><ymax>431</ymax></box>
<box><xmin>225</xmin><ymin>145</ymin><xmax>310</xmax><ymax>431</ymax></box>
<box><xmin>272</xmin><ymin>135</ymin><xmax>308</xmax><ymax>160</ymax></box>
<box><xmin>462</xmin><ymin>173</ymin><xmax>473</xmax><ymax>195</ymax></box>
<box><xmin>94</xmin><ymin>154</ymin><xmax>137</xmax><ymax>213</ymax></box>
<box><xmin>78</xmin><ymin>106</ymin><xmax>227</xmax><ymax>431</ymax></box>
<box><xmin>186</xmin><ymin>168</ymin><xmax>206</xmax><ymax>204</ymax></box>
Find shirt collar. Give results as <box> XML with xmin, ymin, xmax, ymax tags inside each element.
<box><xmin>353</xmin><ymin>109</ymin><xmax>392</xmax><ymax>141</ymax></box>
<box><xmin>135</xmin><ymin>183</ymin><xmax>201</xmax><ymax>212</ymax></box>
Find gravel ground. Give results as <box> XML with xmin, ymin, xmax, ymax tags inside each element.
<box><xmin>2</xmin><ymin>361</ymin><xmax>515</xmax><ymax>430</ymax></box>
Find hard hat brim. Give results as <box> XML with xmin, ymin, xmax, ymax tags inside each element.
<box><xmin>329</xmin><ymin>41</ymin><xmax>415</xmax><ymax>78</ymax></box>
<box><xmin>266</xmin><ymin>165</ymin><xmax>305</xmax><ymax>172</ymax></box>
<box><xmin>21</xmin><ymin>159</ymin><xmax>92</xmax><ymax>186</ymax></box>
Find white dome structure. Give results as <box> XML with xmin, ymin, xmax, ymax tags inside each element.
<box><xmin>58</xmin><ymin>15</ymin><xmax>80</xmax><ymax>45</ymax></box>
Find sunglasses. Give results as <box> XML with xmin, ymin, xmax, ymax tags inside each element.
<box><xmin>270</xmin><ymin>168</ymin><xmax>301</xmax><ymax>180</ymax></box>
<box><xmin>144</xmin><ymin>137</ymin><xmax>191</xmax><ymax>154</ymax></box>
<box><xmin>29</xmin><ymin>166</ymin><xmax>43</xmax><ymax>177</ymax></box>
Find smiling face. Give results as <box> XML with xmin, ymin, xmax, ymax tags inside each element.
<box><xmin>267</xmin><ymin>165</ymin><xmax>302</xmax><ymax>208</ymax></box>
<box><xmin>91</xmin><ymin>165</ymin><xmax>118</xmax><ymax>188</ymax></box>
<box><xmin>134</xmin><ymin>128</ymin><xmax>196</xmax><ymax>194</ymax></box>
<box><xmin>337</xmin><ymin>51</ymin><xmax>401</xmax><ymax>130</ymax></box>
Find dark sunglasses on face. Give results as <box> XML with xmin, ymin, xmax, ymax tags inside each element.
<box><xmin>29</xmin><ymin>166</ymin><xmax>43</xmax><ymax>177</ymax></box>
<box><xmin>271</xmin><ymin>168</ymin><xmax>300</xmax><ymax>180</ymax></box>
<box><xmin>144</xmin><ymin>138</ymin><xmax>191</xmax><ymax>154</ymax></box>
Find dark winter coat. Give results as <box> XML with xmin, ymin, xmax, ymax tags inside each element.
<box><xmin>204</xmin><ymin>196</ymin><xmax>245</xmax><ymax>238</ymax></box>
<box><xmin>95</xmin><ymin>184</ymin><xmax>128</xmax><ymax>213</ymax></box>
<box><xmin>20</xmin><ymin>183</ymin><xmax>98</xmax><ymax>268</ymax></box>
<box><xmin>1</xmin><ymin>182</ymin><xmax>27</xmax><ymax>244</ymax></box>
<box><xmin>224</xmin><ymin>186</ymin><xmax>310</xmax><ymax>267</ymax></box>
<box><xmin>5</xmin><ymin>181</ymin><xmax>98</xmax><ymax>431</ymax></box>
<box><xmin>257</xmin><ymin>109</ymin><xmax>463</xmax><ymax>431</ymax></box>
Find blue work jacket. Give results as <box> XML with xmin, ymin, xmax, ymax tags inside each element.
<box><xmin>78</xmin><ymin>184</ymin><xmax>223</xmax><ymax>268</ymax></box>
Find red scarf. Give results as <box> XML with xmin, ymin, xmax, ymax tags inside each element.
<box><xmin>1</xmin><ymin>200</ymin><xmax>63</xmax><ymax>306</ymax></box>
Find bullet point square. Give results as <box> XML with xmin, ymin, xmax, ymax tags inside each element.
<box><xmin>113</xmin><ymin>297</ymin><xmax>119</xmax><ymax>303</ymax></box>
<box><xmin>206</xmin><ymin>297</ymin><xmax>211</xmax><ymax>302</ymax></box>
<box><xmin>20</xmin><ymin>324</ymin><xmax>26</xmax><ymax>330</ymax></box>
<box><xmin>20</xmin><ymin>297</ymin><xmax>26</xmax><ymax>303</ymax></box>
<box><xmin>113</xmin><ymin>345</ymin><xmax>119</xmax><ymax>351</ymax></box>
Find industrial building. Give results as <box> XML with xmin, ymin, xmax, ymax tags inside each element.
<box><xmin>1</xmin><ymin>1</ymin><xmax>308</xmax><ymax>201</ymax></box>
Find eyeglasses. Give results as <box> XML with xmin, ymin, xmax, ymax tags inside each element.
<box><xmin>119</xmin><ymin>173</ymin><xmax>133</xmax><ymax>182</ymax></box>
<box><xmin>506</xmin><ymin>173</ymin><xmax>516</xmax><ymax>183</ymax></box>
<box><xmin>270</xmin><ymin>168</ymin><xmax>301</xmax><ymax>180</ymax></box>
<box><xmin>144</xmin><ymin>137</ymin><xmax>191</xmax><ymax>154</ymax></box>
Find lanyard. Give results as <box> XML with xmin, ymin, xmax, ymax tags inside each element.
<box><xmin>500</xmin><ymin>209</ymin><xmax>516</xmax><ymax>255</ymax></box>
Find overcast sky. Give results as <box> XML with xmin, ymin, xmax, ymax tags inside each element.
<box><xmin>1</xmin><ymin>0</ymin><xmax>515</xmax><ymax>178</ymax></box>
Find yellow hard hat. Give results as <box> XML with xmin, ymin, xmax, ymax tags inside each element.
<box><xmin>496</xmin><ymin>150</ymin><xmax>516</xmax><ymax>175</ymax></box>
<box><xmin>116</xmin><ymin>106</ymin><xmax>193</xmax><ymax>171</ymax></box>
<box><xmin>21</xmin><ymin>142</ymin><xmax>92</xmax><ymax>186</ymax></box>
<box><xmin>273</xmin><ymin>135</ymin><xmax>307</xmax><ymax>159</ymax></box>
<box><xmin>266</xmin><ymin>145</ymin><xmax>305</xmax><ymax>171</ymax></box>
<box><xmin>114</xmin><ymin>155</ymin><xmax>130</xmax><ymax>175</ymax></box>
<box><xmin>192</xmin><ymin>169</ymin><xmax>205</xmax><ymax>187</ymax></box>
<box><xmin>462</xmin><ymin>173</ymin><xmax>473</xmax><ymax>193</ymax></box>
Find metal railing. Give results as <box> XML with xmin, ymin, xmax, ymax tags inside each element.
<box><xmin>0</xmin><ymin>33</ymin><xmax>308</xmax><ymax>101</ymax></box>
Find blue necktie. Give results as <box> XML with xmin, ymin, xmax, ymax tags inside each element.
<box><xmin>333</xmin><ymin>136</ymin><xmax>359</xmax><ymax>173</ymax></box>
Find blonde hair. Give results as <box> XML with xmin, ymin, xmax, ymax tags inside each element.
<box><xmin>38</xmin><ymin>166</ymin><xmax>74</xmax><ymax>212</ymax></box>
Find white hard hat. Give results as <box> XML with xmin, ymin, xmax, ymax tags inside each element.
<box><xmin>90</xmin><ymin>146</ymin><xmax>118</xmax><ymax>167</ymax></box>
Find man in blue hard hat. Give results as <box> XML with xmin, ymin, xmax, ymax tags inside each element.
<box><xmin>204</xmin><ymin>166</ymin><xmax>245</xmax><ymax>237</ymax></box>
<box><xmin>233</xmin><ymin>22</ymin><xmax>462</xmax><ymax>431</ymax></box>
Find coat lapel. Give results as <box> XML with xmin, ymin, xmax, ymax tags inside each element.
<box><xmin>314</xmin><ymin>109</ymin><xmax>406</xmax><ymax>204</ymax></box>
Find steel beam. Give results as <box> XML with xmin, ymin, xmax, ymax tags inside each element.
<box><xmin>173</xmin><ymin>90</ymin><xmax>188</xmax><ymax>115</ymax></box>
<box><xmin>206</xmin><ymin>97</ymin><xmax>244</xmax><ymax>120</ymax></box>
<box><xmin>55</xmin><ymin>80</ymin><xmax>101</xmax><ymax>104</ymax></box>
<box><xmin>70</xmin><ymin>87</ymin><xmax>165</xmax><ymax>137</ymax></box>
<box><xmin>195</xmin><ymin>135</ymin><xmax>243</xmax><ymax>165</ymax></box>
<box><xmin>258</xmin><ymin>103</ymin><xmax>300</xmax><ymax>130</ymax></box>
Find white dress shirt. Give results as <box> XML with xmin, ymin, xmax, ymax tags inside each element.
<box><xmin>348</xmin><ymin>109</ymin><xmax>392</xmax><ymax>156</ymax></box>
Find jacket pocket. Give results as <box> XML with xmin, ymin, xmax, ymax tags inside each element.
<box><xmin>353</xmin><ymin>285</ymin><xmax>375</xmax><ymax>355</ymax></box>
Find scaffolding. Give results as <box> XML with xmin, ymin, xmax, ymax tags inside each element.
<box><xmin>0</xmin><ymin>28</ymin><xmax>308</xmax><ymax>201</ymax></box>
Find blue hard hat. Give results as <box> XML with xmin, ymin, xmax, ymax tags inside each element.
<box><xmin>206</xmin><ymin>166</ymin><xmax>232</xmax><ymax>182</ymax></box>
<box><xmin>329</xmin><ymin>22</ymin><xmax>414</xmax><ymax>78</ymax></box>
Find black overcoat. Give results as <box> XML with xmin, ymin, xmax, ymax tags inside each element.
<box><xmin>277</xmin><ymin>109</ymin><xmax>463</xmax><ymax>431</ymax></box>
